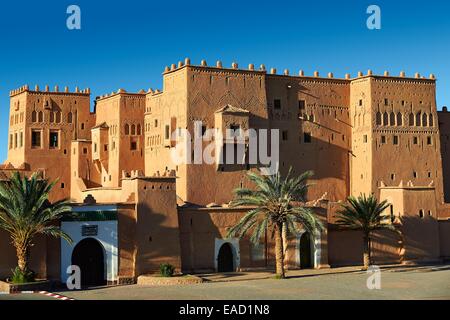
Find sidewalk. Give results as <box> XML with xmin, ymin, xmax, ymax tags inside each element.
<box><xmin>196</xmin><ymin>264</ymin><xmax>450</xmax><ymax>283</ymax></box>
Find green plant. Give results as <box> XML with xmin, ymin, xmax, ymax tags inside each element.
<box><xmin>0</xmin><ymin>172</ymin><xmax>73</xmax><ymax>280</ymax></box>
<box><xmin>335</xmin><ymin>194</ymin><xmax>400</xmax><ymax>270</ymax></box>
<box><xmin>11</xmin><ymin>266</ymin><xmax>35</xmax><ymax>284</ymax></box>
<box><xmin>159</xmin><ymin>263</ymin><xmax>175</xmax><ymax>277</ymax></box>
<box><xmin>227</xmin><ymin>168</ymin><xmax>323</xmax><ymax>279</ymax></box>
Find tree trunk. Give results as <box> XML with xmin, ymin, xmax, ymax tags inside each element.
<box><xmin>15</xmin><ymin>242</ymin><xmax>29</xmax><ymax>273</ymax></box>
<box><xmin>362</xmin><ymin>234</ymin><xmax>370</xmax><ymax>270</ymax></box>
<box><xmin>274</xmin><ymin>223</ymin><xmax>285</xmax><ymax>278</ymax></box>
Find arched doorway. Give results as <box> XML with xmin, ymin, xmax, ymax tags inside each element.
<box><xmin>217</xmin><ymin>243</ymin><xmax>234</xmax><ymax>272</ymax></box>
<box><xmin>299</xmin><ymin>232</ymin><xmax>312</xmax><ymax>269</ymax></box>
<box><xmin>71</xmin><ymin>238</ymin><xmax>106</xmax><ymax>287</ymax></box>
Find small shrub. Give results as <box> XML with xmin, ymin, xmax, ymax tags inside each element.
<box><xmin>159</xmin><ymin>263</ymin><xmax>175</xmax><ymax>277</ymax></box>
<box><xmin>11</xmin><ymin>267</ymin><xmax>35</xmax><ymax>284</ymax></box>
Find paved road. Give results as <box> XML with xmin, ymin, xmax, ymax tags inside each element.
<box><xmin>2</xmin><ymin>266</ymin><xmax>449</xmax><ymax>300</ymax></box>
<box><xmin>0</xmin><ymin>293</ymin><xmax>56</xmax><ymax>300</ymax></box>
<box><xmin>61</xmin><ymin>266</ymin><xmax>450</xmax><ymax>300</ymax></box>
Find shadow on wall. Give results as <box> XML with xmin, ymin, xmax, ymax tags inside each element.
<box><xmin>327</xmin><ymin>215</ymin><xmax>441</xmax><ymax>267</ymax></box>
<box><xmin>0</xmin><ymin>231</ymin><xmax>48</xmax><ymax>279</ymax></box>
<box><xmin>178</xmin><ymin>208</ymin><xmax>269</xmax><ymax>274</ymax></box>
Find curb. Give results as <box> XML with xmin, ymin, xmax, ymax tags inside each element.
<box><xmin>38</xmin><ymin>291</ymin><xmax>75</xmax><ymax>300</ymax></box>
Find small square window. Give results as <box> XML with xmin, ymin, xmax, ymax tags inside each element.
<box><xmin>32</xmin><ymin>130</ymin><xmax>42</xmax><ymax>148</ymax></box>
<box><xmin>393</xmin><ymin>136</ymin><xmax>399</xmax><ymax>145</ymax></box>
<box><xmin>298</xmin><ymin>100</ymin><xmax>306</xmax><ymax>110</ymax></box>
<box><xmin>304</xmin><ymin>132</ymin><xmax>312</xmax><ymax>143</ymax></box>
<box><xmin>83</xmin><ymin>148</ymin><xmax>88</xmax><ymax>154</ymax></box>
<box><xmin>274</xmin><ymin>99</ymin><xmax>281</xmax><ymax>109</ymax></box>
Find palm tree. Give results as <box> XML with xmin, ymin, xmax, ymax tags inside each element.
<box><xmin>227</xmin><ymin>168</ymin><xmax>323</xmax><ymax>279</ymax></box>
<box><xmin>0</xmin><ymin>172</ymin><xmax>72</xmax><ymax>281</ymax></box>
<box><xmin>335</xmin><ymin>194</ymin><xmax>399</xmax><ymax>270</ymax></box>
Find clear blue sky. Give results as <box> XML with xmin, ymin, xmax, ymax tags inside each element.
<box><xmin>1</xmin><ymin>0</ymin><xmax>449</xmax><ymax>162</ymax></box>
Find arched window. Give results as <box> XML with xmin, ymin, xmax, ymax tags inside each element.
<box><xmin>125</xmin><ymin>124</ymin><xmax>129</xmax><ymax>135</ymax></box>
<box><xmin>383</xmin><ymin>112</ymin><xmax>388</xmax><ymax>126</ymax></box>
<box><xmin>131</xmin><ymin>124</ymin><xmax>136</xmax><ymax>135</ymax></box>
<box><xmin>409</xmin><ymin>113</ymin><xmax>414</xmax><ymax>126</ymax></box>
<box><xmin>376</xmin><ymin>112</ymin><xmax>382</xmax><ymax>125</ymax></box>
<box><xmin>31</xmin><ymin>110</ymin><xmax>37</xmax><ymax>122</ymax></box>
<box><xmin>137</xmin><ymin>124</ymin><xmax>141</xmax><ymax>135</ymax></box>
<box><xmin>429</xmin><ymin>114</ymin><xmax>434</xmax><ymax>127</ymax></box>
<box><xmin>38</xmin><ymin>111</ymin><xmax>43</xmax><ymax>122</ymax></box>
<box><xmin>422</xmin><ymin>113</ymin><xmax>427</xmax><ymax>127</ymax></box>
<box><xmin>67</xmin><ymin>112</ymin><xmax>73</xmax><ymax>123</ymax></box>
<box><xmin>416</xmin><ymin>112</ymin><xmax>421</xmax><ymax>126</ymax></box>
<box><xmin>49</xmin><ymin>112</ymin><xmax>55</xmax><ymax>123</ymax></box>
<box><xmin>397</xmin><ymin>112</ymin><xmax>403</xmax><ymax>126</ymax></box>
<box><xmin>55</xmin><ymin>112</ymin><xmax>61</xmax><ymax>123</ymax></box>
<box><xmin>390</xmin><ymin>112</ymin><xmax>395</xmax><ymax>126</ymax></box>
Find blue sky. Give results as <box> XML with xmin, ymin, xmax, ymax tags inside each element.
<box><xmin>1</xmin><ymin>0</ymin><xmax>449</xmax><ymax>162</ymax></box>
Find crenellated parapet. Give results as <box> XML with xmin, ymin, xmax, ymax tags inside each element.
<box><xmin>9</xmin><ymin>84</ymin><xmax>91</xmax><ymax>97</ymax></box>
<box><xmin>161</xmin><ymin>58</ymin><xmax>437</xmax><ymax>84</ymax></box>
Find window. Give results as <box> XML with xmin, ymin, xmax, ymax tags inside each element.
<box><xmin>381</xmin><ymin>136</ymin><xmax>386</xmax><ymax>144</ymax></box>
<box><xmin>61</xmin><ymin>183</ymin><xmax>65</xmax><ymax>189</ymax></box>
<box><xmin>376</xmin><ymin>112</ymin><xmax>382</xmax><ymax>125</ymax></box>
<box><xmin>81</xmin><ymin>123</ymin><xmax>85</xmax><ymax>130</ymax></box>
<box><xmin>137</xmin><ymin>124</ymin><xmax>141</xmax><ymax>135</ymax></box>
<box><xmin>390</xmin><ymin>112</ymin><xmax>395</xmax><ymax>126</ymax></box>
<box><xmin>131</xmin><ymin>124</ymin><xmax>136</xmax><ymax>135</ymax></box>
<box><xmin>409</xmin><ymin>113</ymin><xmax>414</xmax><ymax>126</ymax></box>
<box><xmin>165</xmin><ymin>125</ymin><xmax>170</xmax><ymax>139</ymax></box>
<box><xmin>427</xmin><ymin>136</ymin><xmax>432</xmax><ymax>145</ymax></box>
<box><xmin>14</xmin><ymin>133</ymin><xmax>17</xmax><ymax>148</ymax></box>
<box><xmin>67</xmin><ymin>112</ymin><xmax>73</xmax><ymax>123</ymax></box>
<box><xmin>413</xmin><ymin>136</ymin><xmax>418</xmax><ymax>144</ymax></box>
<box><xmin>83</xmin><ymin>148</ymin><xmax>88</xmax><ymax>154</ymax></box>
<box><xmin>131</xmin><ymin>141</ymin><xmax>137</xmax><ymax>151</ymax></box>
<box><xmin>55</xmin><ymin>112</ymin><xmax>61</xmax><ymax>123</ymax></box>
<box><xmin>422</xmin><ymin>113</ymin><xmax>427</xmax><ymax>127</ymax></box>
<box><xmin>298</xmin><ymin>100</ymin><xmax>305</xmax><ymax>110</ymax></box>
<box><xmin>31</xmin><ymin>110</ymin><xmax>37</xmax><ymax>122</ymax></box>
<box><xmin>359</xmin><ymin>99</ymin><xmax>363</xmax><ymax>106</ymax></box>
<box><xmin>393</xmin><ymin>135</ymin><xmax>399</xmax><ymax>145</ymax></box>
<box><xmin>104</xmin><ymin>144</ymin><xmax>108</xmax><ymax>152</ymax></box>
<box><xmin>282</xmin><ymin>130</ymin><xmax>288</xmax><ymax>141</ymax></box>
<box><xmin>274</xmin><ymin>99</ymin><xmax>281</xmax><ymax>109</ymax></box>
<box><xmin>304</xmin><ymin>132</ymin><xmax>312</xmax><ymax>143</ymax></box>
<box><xmin>413</xmin><ymin>171</ymin><xmax>418</xmax><ymax>178</ymax></box>
<box><xmin>363</xmin><ymin>135</ymin><xmax>368</xmax><ymax>143</ymax></box>
<box><xmin>391</xmin><ymin>173</ymin><xmax>395</xmax><ymax>180</ymax></box>
<box><xmin>416</xmin><ymin>112</ymin><xmax>421</xmax><ymax>126</ymax></box>
<box><xmin>428</xmin><ymin>172</ymin><xmax>432</xmax><ymax>178</ymax></box>
<box><xmin>38</xmin><ymin>111</ymin><xmax>43</xmax><ymax>122</ymax></box>
<box><xmin>125</xmin><ymin>124</ymin><xmax>130</xmax><ymax>135</ymax></box>
<box><xmin>397</xmin><ymin>113</ymin><xmax>403</xmax><ymax>126</ymax></box>
<box><xmin>94</xmin><ymin>143</ymin><xmax>97</xmax><ymax>153</ymax></box>
<box><xmin>429</xmin><ymin>114</ymin><xmax>434</xmax><ymax>127</ymax></box>
<box><xmin>9</xmin><ymin>134</ymin><xmax>13</xmax><ymax>149</ymax></box>
<box><xmin>419</xmin><ymin>210</ymin><xmax>424</xmax><ymax>218</ymax></box>
<box><xmin>31</xmin><ymin>130</ymin><xmax>41</xmax><ymax>148</ymax></box>
<box><xmin>154</xmin><ymin>119</ymin><xmax>158</xmax><ymax>127</ymax></box>
<box><xmin>383</xmin><ymin>112</ymin><xmax>388</xmax><ymax>125</ymax></box>
<box><xmin>20</xmin><ymin>132</ymin><xmax>23</xmax><ymax>148</ymax></box>
<box><xmin>384</xmin><ymin>98</ymin><xmax>389</xmax><ymax>106</ymax></box>
<box><xmin>49</xmin><ymin>131</ymin><xmax>59</xmax><ymax>148</ymax></box>
<box><xmin>201</xmin><ymin>125</ymin><xmax>207</xmax><ymax>136</ymax></box>
<box><xmin>49</xmin><ymin>112</ymin><xmax>54</xmax><ymax>123</ymax></box>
